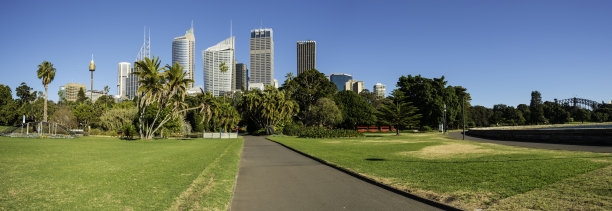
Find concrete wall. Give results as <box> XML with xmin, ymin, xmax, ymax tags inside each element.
<box><xmin>466</xmin><ymin>129</ymin><xmax>612</xmax><ymax>146</ymax></box>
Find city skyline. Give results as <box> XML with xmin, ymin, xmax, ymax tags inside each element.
<box><xmin>1</xmin><ymin>0</ymin><xmax>611</xmax><ymax>107</ymax></box>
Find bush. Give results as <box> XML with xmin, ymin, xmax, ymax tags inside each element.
<box><xmin>121</xmin><ymin>124</ymin><xmax>138</xmax><ymax>140</ymax></box>
<box><xmin>422</xmin><ymin>126</ymin><xmax>433</xmax><ymax>132</ymax></box>
<box><xmin>282</xmin><ymin>123</ymin><xmax>304</xmax><ymax>136</ymax></box>
<box><xmin>298</xmin><ymin>127</ymin><xmax>364</xmax><ymax>138</ymax></box>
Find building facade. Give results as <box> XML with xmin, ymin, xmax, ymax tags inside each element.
<box><xmin>203</xmin><ymin>37</ymin><xmax>235</xmax><ymax>96</ymax></box>
<box><xmin>297</xmin><ymin>41</ymin><xmax>316</xmax><ymax>75</ymax></box>
<box><xmin>117</xmin><ymin>62</ymin><xmax>130</xmax><ymax>98</ymax></box>
<box><xmin>373</xmin><ymin>83</ymin><xmax>386</xmax><ymax>98</ymax></box>
<box><xmin>61</xmin><ymin>83</ymin><xmax>87</xmax><ymax>102</ymax></box>
<box><xmin>172</xmin><ymin>25</ymin><xmax>195</xmax><ymax>88</ymax></box>
<box><xmin>330</xmin><ymin>73</ymin><xmax>352</xmax><ymax>92</ymax></box>
<box><xmin>249</xmin><ymin>28</ymin><xmax>274</xmax><ymax>85</ymax></box>
<box><xmin>86</xmin><ymin>90</ymin><xmax>105</xmax><ymax>102</ymax></box>
<box><xmin>126</xmin><ymin>29</ymin><xmax>151</xmax><ymax>99</ymax></box>
<box><xmin>345</xmin><ymin>79</ymin><xmax>364</xmax><ymax>94</ymax></box>
<box><xmin>234</xmin><ymin>63</ymin><xmax>248</xmax><ymax>90</ymax></box>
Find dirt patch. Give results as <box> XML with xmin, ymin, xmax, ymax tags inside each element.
<box><xmin>398</xmin><ymin>143</ymin><xmax>521</xmax><ymax>159</ymax></box>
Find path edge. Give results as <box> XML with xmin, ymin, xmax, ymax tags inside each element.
<box><xmin>267</xmin><ymin>137</ymin><xmax>463</xmax><ymax>211</ymax></box>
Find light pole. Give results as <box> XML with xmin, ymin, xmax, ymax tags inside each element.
<box><xmin>462</xmin><ymin>96</ymin><xmax>465</xmax><ymax>140</ymax></box>
<box><xmin>443</xmin><ymin>104</ymin><xmax>446</xmax><ymax>134</ymax></box>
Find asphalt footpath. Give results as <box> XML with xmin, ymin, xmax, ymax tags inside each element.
<box><xmin>447</xmin><ymin>131</ymin><xmax>612</xmax><ymax>153</ymax></box>
<box><xmin>229</xmin><ymin>136</ymin><xmax>442</xmax><ymax>211</ymax></box>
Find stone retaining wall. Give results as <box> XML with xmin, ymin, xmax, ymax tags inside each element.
<box><xmin>466</xmin><ymin>129</ymin><xmax>612</xmax><ymax>146</ymax></box>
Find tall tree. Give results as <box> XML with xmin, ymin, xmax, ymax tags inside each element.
<box><xmin>239</xmin><ymin>87</ymin><xmax>298</xmax><ymax>135</ymax></box>
<box><xmin>132</xmin><ymin>58</ymin><xmax>196</xmax><ymax>139</ymax></box>
<box><xmin>77</xmin><ymin>88</ymin><xmax>87</xmax><ymax>103</ymax></box>
<box><xmin>281</xmin><ymin>69</ymin><xmax>337</xmax><ymax>124</ymax></box>
<box><xmin>103</xmin><ymin>85</ymin><xmax>110</xmax><ymax>94</ymax></box>
<box><xmin>377</xmin><ymin>90</ymin><xmax>421</xmax><ymax>135</ymax></box>
<box><xmin>334</xmin><ymin>90</ymin><xmax>376</xmax><ymax>129</ymax></box>
<box><xmin>0</xmin><ymin>84</ymin><xmax>18</xmax><ymax>125</ymax></box>
<box><xmin>529</xmin><ymin>91</ymin><xmax>546</xmax><ymax>124</ymax></box>
<box><xmin>16</xmin><ymin>82</ymin><xmax>35</xmax><ymax>105</ymax></box>
<box><xmin>309</xmin><ymin>97</ymin><xmax>342</xmax><ymax>127</ymax></box>
<box><xmin>36</xmin><ymin>61</ymin><xmax>56</xmax><ymax>122</ymax></box>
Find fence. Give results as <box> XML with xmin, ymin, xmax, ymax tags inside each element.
<box><xmin>202</xmin><ymin>132</ymin><xmax>239</xmax><ymax>139</ymax></box>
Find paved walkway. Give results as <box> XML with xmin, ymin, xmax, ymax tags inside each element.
<box><xmin>448</xmin><ymin>132</ymin><xmax>612</xmax><ymax>153</ymax></box>
<box><xmin>229</xmin><ymin>136</ymin><xmax>441</xmax><ymax>211</ymax></box>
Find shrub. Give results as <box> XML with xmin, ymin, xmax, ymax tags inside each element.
<box><xmin>422</xmin><ymin>126</ymin><xmax>433</xmax><ymax>132</ymax></box>
<box><xmin>298</xmin><ymin>127</ymin><xmax>364</xmax><ymax>138</ymax></box>
<box><xmin>282</xmin><ymin>123</ymin><xmax>304</xmax><ymax>136</ymax></box>
<box><xmin>121</xmin><ymin>124</ymin><xmax>138</xmax><ymax>140</ymax></box>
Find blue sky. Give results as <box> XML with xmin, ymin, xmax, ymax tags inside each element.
<box><xmin>0</xmin><ymin>0</ymin><xmax>610</xmax><ymax>107</ymax></box>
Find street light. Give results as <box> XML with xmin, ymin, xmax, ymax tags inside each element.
<box><xmin>462</xmin><ymin>96</ymin><xmax>465</xmax><ymax>140</ymax></box>
<box><xmin>443</xmin><ymin>104</ymin><xmax>446</xmax><ymax>134</ymax></box>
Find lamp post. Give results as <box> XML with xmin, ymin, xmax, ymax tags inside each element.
<box><xmin>462</xmin><ymin>96</ymin><xmax>465</xmax><ymax>140</ymax></box>
<box><xmin>443</xmin><ymin>104</ymin><xmax>446</xmax><ymax>134</ymax></box>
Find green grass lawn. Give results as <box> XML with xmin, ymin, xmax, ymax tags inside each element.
<box><xmin>0</xmin><ymin>136</ymin><xmax>243</xmax><ymax>210</ymax></box>
<box><xmin>269</xmin><ymin>134</ymin><xmax>612</xmax><ymax>210</ymax></box>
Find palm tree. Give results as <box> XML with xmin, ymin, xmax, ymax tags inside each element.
<box><xmin>285</xmin><ymin>72</ymin><xmax>294</xmax><ymax>81</ymax></box>
<box><xmin>103</xmin><ymin>85</ymin><xmax>110</xmax><ymax>95</ymax></box>
<box><xmin>37</xmin><ymin>61</ymin><xmax>56</xmax><ymax>122</ymax></box>
<box><xmin>218</xmin><ymin>62</ymin><xmax>229</xmax><ymax>99</ymax></box>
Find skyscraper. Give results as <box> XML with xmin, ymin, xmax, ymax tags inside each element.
<box><xmin>235</xmin><ymin>63</ymin><xmax>248</xmax><ymax>91</ymax></box>
<box><xmin>297</xmin><ymin>41</ymin><xmax>316</xmax><ymax>75</ymax></box>
<box><xmin>203</xmin><ymin>37</ymin><xmax>235</xmax><ymax>96</ymax></box>
<box><xmin>117</xmin><ymin>62</ymin><xmax>130</xmax><ymax>98</ymax></box>
<box><xmin>249</xmin><ymin>28</ymin><xmax>274</xmax><ymax>85</ymax></box>
<box><xmin>126</xmin><ymin>28</ymin><xmax>150</xmax><ymax>100</ymax></box>
<box><xmin>374</xmin><ymin>83</ymin><xmax>386</xmax><ymax>98</ymax></box>
<box><xmin>172</xmin><ymin>23</ymin><xmax>195</xmax><ymax>88</ymax></box>
<box><xmin>330</xmin><ymin>73</ymin><xmax>352</xmax><ymax>92</ymax></box>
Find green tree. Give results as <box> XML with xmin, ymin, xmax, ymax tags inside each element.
<box><xmin>334</xmin><ymin>90</ymin><xmax>376</xmax><ymax>129</ymax></box>
<box><xmin>77</xmin><ymin>88</ymin><xmax>87</xmax><ymax>103</ymax></box>
<box><xmin>73</xmin><ymin>103</ymin><xmax>96</xmax><ymax>132</ymax></box>
<box><xmin>0</xmin><ymin>84</ymin><xmax>18</xmax><ymax>125</ymax></box>
<box><xmin>517</xmin><ymin>104</ymin><xmax>531</xmax><ymax>124</ymax></box>
<box><xmin>377</xmin><ymin>90</ymin><xmax>421</xmax><ymax>135</ymax></box>
<box><xmin>99</xmin><ymin>107</ymin><xmax>137</xmax><ymax>131</ymax></box>
<box><xmin>16</xmin><ymin>82</ymin><xmax>35</xmax><ymax>105</ymax></box>
<box><xmin>103</xmin><ymin>85</ymin><xmax>110</xmax><ymax>94</ymax></box>
<box><xmin>282</xmin><ymin>69</ymin><xmax>337</xmax><ymax>125</ymax></box>
<box><xmin>468</xmin><ymin>105</ymin><xmax>492</xmax><ymax>127</ymax></box>
<box><xmin>239</xmin><ymin>87</ymin><xmax>298</xmax><ymax>135</ymax></box>
<box><xmin>36</xmin><ymin>61</ymin><xmax>56</xmax><ymax>122</ymax></box>
<box><xmin>309</xmin><ymin>97</ymin><xmax>342</xmax><ymax>127</ymax></box>
<box><xmin>542</xmin><ymin>101</ymin><xmax>570</xmax><ymax>124</ymax></box>
<box><xmin>132</xmin><ymin>58</ymin><xmax>196</xmax><ymax>139</ymax></box>
<box><xmin>529</xmin><ymin>91</ymin><xmax>546</xmax><ymax>124</ymax></box>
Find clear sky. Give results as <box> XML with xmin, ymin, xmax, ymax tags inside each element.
<box><xmin>1</xmin><ymin>0</ymin><xmax>611</xmax><ymax>107</ymax></box>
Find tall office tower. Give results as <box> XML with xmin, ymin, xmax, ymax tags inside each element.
<box><xmin>373</xmin><ymin>83</ymin><xmax>386</xmax><ymax>98</ymax></box>
<box><xmin>297</xmin><ymin>41</ymin><xmax>316</xmax><ymax>75</ymax></box>
<box><xmin>345</xmin><ymin>79</ymin><xmax>364</xmax><ymax>94</ymax></box>
<box><xmin>172</xmin><ymin>23</ymin><xmax>195</xmax><ymax>88</ymax></box>
<box><xmin>329</xmin><ymin>73</ymin><xmax>352</xmax><ymax>92</ymax></box>
<box><xmin>62</xmin><ymin>83</ymin><xmax>87</xmax><ymax>102</ymax></box>
<box><xmin>234</xmin><ymin>63</ymin><xmax>248</xmax><ymax>90</ymax></box>
<box><xmin>117</xmin><ymin>62</ymin><xmax>130</xmax><ymax>98</ymax></box>
<box><xmin>249</xmin><ymin>28</ymin><xmax>274</xmax><ymax>85</ymax></box>
<box><xmin>126</xmin><ymin>28</ymin><xmax>151</xmax><ymax>99</ymax></box>
<box><xmin>203</xmin><ymin>37</ymin><xmax>235</xmax><ymax>96</ymax></box>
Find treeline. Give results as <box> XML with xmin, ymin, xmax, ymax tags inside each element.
<box><xmin>468</xmin><ymin>91</ymin><xmax>612</xmax><ymax>127</ymax></box>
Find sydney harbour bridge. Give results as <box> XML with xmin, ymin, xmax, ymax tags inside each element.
<box><xmin>555</xmin><ymin>97</ymin><xmax>603</xmax><ymax>110</ymax></box>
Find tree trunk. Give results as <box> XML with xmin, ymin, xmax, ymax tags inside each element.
<box><xmin>44</xmin><ymin>84</ymin><xmax>48</xmax><ymax>122</ymax></box>
<box><xmin>395</xmin><ymin>124</ymin><xmax>400</xmax><ymax>136</ymax></box>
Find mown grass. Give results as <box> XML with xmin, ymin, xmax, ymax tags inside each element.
<box><xmin>269</xmin><ymin>133</ymin><xmax>612</xmax><ymax>210</ymax></box>
<box><xmin>0</xmin><ymin>136</ymin><xmax>243</xmax><ymax>210</ymax></box>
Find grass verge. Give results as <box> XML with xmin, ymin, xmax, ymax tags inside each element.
<box><xmin>0</xmin><ymin>136</ymin><xmax>243</xmax><ymax>210</ymax></box>
<box><xmin>268</xmin><ymin>133</ymin><xmax>612</xmax><ymax>210</ymax></box>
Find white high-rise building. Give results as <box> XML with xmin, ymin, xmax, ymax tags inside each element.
<box><xmin>172</xmin><ymin>23</ymin><xmax>195</xmax><ymax>88</ymax></box>
<box><xmin>203</xmin><ymin>37</ymin><xmax>235</xmax><ymax>96</ymax></box>
<box><xmin>374</xmin><ymin>83</ymin><xmax>386</xmax><ymax>98</ymax></box>
<box><xmin>117</xmin><ymin>62</ymin><xmax>130</xmax><ymax>98</ymax></box>
<box><xmin>249</xmin><ymin>28</ymin><xmax>274</xmax><ymax>85</ymax></box>
<box><xmin>345</xmin><ymin>79</ymin><xmax>364</xmax><ymax>94</ymax></box>
<box><xmin>126</xmin><ymin>28</ymin><xmax>151</xmax><ymax>99</ymax></box>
